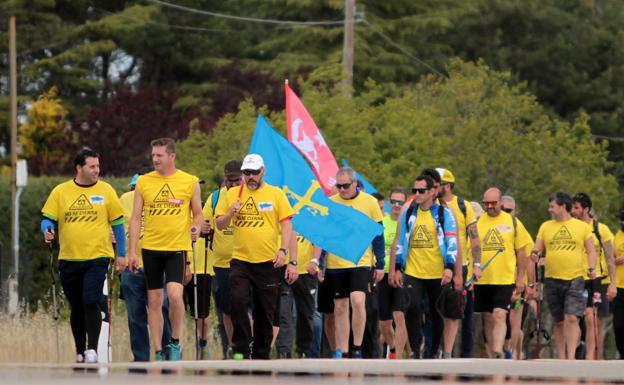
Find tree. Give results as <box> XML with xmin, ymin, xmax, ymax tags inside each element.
<box><xmin>177</xmin><ymin>59</ymin><xmax>619</xmax><ymax>233</ymax></box>
<box><xmin>19</xmin><ymin>86</ymin><xmax>76</xmax><ymax>175</ymax></box>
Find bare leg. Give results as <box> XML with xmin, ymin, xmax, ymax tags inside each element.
<box><xmin>334</xmin><ymin>298</ymin><xmax>350</xmax><ymax>353</ymax></box>
<box><xmin>147</xmin><ymin>289</ymin><xmax>164</xmax><ymax>351</ymax></box>
<box><xmin>564</xmin><ymin>315</ymin><xmax>580</xmax><ymax>360</ymax></box>
<box><xmin>350</xmin><ymin>292</ymin><xmax>366</xmax><ymax>347</ymax></box>
<box><xmin>167</xmin><ymin>282</ymin><xmax>185</xmax><ymax>341</ymax></box>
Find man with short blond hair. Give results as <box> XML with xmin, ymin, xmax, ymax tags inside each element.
<box><xmin>128</xmin><ymin>138</ymin><xmax>203</xmax><ymax>361</ymax></box>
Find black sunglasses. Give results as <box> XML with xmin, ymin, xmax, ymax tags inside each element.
<box><xmin>502</xmin><ymin>207</ymin><xmax>513</xmax><ymax>213</ymax></box>
<box><xmin>411</xmin><ymin>188</ymin><xmax>428</xmax><ymax>194</ymax></box>
<box><xmin>390</xmin><ymin>199</ymin><xmax>405</xmax><ymax>205</ymax></box>
<box><xmin>336</xmin><ymin>182</ymin><xmax>352</xmax><ymax>190</ymax></box>
<box><xmin>242</xmin><ymin>169</ymin><xmax>261</xmax><ymax>176</ymax></box>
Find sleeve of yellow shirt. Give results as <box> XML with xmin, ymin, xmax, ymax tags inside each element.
<box><xmin>465</xmin><ymin>200</ymin><xmax>476</xmax><ymax>225</ymax></box>
<box><xmin>514</xmin><ymin>218</ymin><xmax>531</xmax><ymax>250</ymax></box>
<box><xmin>203</xmin><ymin>192</ymin><xmax>214</xmax><ymax>221</ymax></box>
<box><xmin>41</xmin><ymin>186</ymin><xmax>60</xmax><ymax>220</ymax></box>
<box><xmin>106</xmin><ymin>184</ymin><xmax>125</xmax><ymax>222</ymax></box>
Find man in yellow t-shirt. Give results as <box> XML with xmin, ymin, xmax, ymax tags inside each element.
<box><xmin>532</xmin><ymin>192</ymin><xmax>597</xmax><ymax>360</ymax></box>
<box><xmin>215</xmin><ymin>154</ymin><xmax>295</xmax><ymax>359</ymax></box>
<box><xmin>571</xmin><ymin>192</ymin><xmax>616</xmax><ymax>360</ymax></box>
<box><xmin>41</xmin><ymin>148</ymin><xmax>125</xmax><ymax>363</ymax></box>
<box><xmin>323</xmin><ymin>167</ymin><xmax>385</xmax><ymax>359</ymax></box>
<box><xmin>474</xmin><ymin>188</ymin><xmax>529</xmax><ymax>358</ymax></box>
<box><xmin>612</xmin><ymin>210</ymin><xmax>624</xmax><ymax>358</ymax></box>
<box><xmin>389</xmin><ymin>174</ymin><xmax>459</xmax><ymax>359</ymax></box>
<box><xmin>128</xmin><ymin>138</ymin><xmax>203</xmax><ymax>361</ymax></box>
<box><xmin>118</xmin><ymin>171</ymin><xmax>172</xmax><ymax>362</ymax></box>
<box><xmin>437</xmin><ymin>168</ymin><xmax>481</xmax><ymax>358</ymax></box>
<box><xmin>199</xmin><ymin>159</ymin><xmax>242</xmax><ymax>358</ymax></box>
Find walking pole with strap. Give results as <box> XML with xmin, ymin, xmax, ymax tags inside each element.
<box><xmin>464</xmin><ymin>247</ymin><xmax>504</xmax><ymax>289</ymax></box>
<box><xmin>529</xmin><ymin>262</ymin><xmax>550</xmax><ymax>358</ymax></box>
<box><xmin>47</xmin><ymin>227</ymin><xmax>60</xmax><ymax>363</ymax></box>
<box><xmin>107</xmin><ymin>261</ymin><xmax>114</xmax><ymax>363</ymax></box>
<box><xmin>192</xmin><ymin>239</ymin><xmax>199</xmax><ymax>360</ymax></box>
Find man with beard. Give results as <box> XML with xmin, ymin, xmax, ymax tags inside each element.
<box><xmin>216</xmin><ymin>154</ymin><xmax>295</xmax><ymax>359</ymax></box>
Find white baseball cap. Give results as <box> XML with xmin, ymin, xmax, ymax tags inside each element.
<box><xmin>241</xmin><ymin>154</ymin><xmax>264</xmax><ymax>171</ymax></box>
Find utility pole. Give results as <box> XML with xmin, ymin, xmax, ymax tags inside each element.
<box><xmin>8</xmin><ymin>16</ymin><xmax>18</xmax><ymax>314</ymax></box>
<box><xmin>341</xmin><ymin>0</ymin><xmax>355</xmax><ymax>97</ymax></box>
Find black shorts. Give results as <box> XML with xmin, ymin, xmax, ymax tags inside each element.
<box><xmin>185</xmin><ymin>274</ymin><xmax>212</xmax><ymax>318</ymax></box>
<box><xmin>317</xmin><ymin>278</ymin><xmax>335</xmax><ymax>314</ymax></box>
<box><xmin>212</xmin><ymin>267</ymin><xmax>231</xmax><ymax>315</ymax></box>
<box><xmin>142</xmin><ymin>249</ymin><xmax>186</xmax><ymax>290</ymax></box>
<box><xmin>583</xmin><ymin>280</ymin><xmax>610</xmax><ymax>317</ymax></box>
<box><xmin>325</xmin><ymin>268</ymin><xmax>371</xmax><ymax>299</ymax></box>
<box><xmin>474</xmin><ymin>284</ymin><xmax>514</xmax><ymax>313</ymax></box>
<box><xmin>377</xmin><ymin>274</ymin><xmax>407</xmax><ymax>320</ymax></box>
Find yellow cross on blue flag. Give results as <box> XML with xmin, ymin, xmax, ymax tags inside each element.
<box><xmin>249</xmin><ymin>115</ymin><xmax>383</xmax><ymax>264</ymax></box>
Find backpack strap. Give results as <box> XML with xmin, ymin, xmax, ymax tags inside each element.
<box><xmin>437</xmin><ymin>204</ymin><xmax>446</xmax><ymax>231</ymax></box>
<box><xmin>457</xmin><ymin>197</ymin><xmax>467</xmax><ymax>219</ymax></box>
<box><xmin>593</xmin><ymin>220</ymin><xmax>604</xmax><ymax>253</ymax></box>
<box><xmin>211</xmin><ymin>188</ymin><xmax>221</xmax><ymax>212</ymax></box>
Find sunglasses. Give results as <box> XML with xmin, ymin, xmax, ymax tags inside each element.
<box><xmin>225</xmin><ymin>177</ymin><xmax>241</xmax><ymax>184</ymax></box>
<box><xmin>242</xmin><ymin>169</ymin><xmax>261</xmax><ymax>176</ymax></box>
<box><xmin>390</xmin><ymin>199</ymin><xmax>405</xmax><ymax>206</ymax></box>
<box><xmin>411</xmin><ymin>188</ymin><xmax>428</xmax><ymax>194</ymax></box>
<box><xmin>335</xmin><ymin>182</ymin><xmax>352</xmax><ymax>190</ymax></box>
<box><xmin>501</xmin><ymin>207</ymin><xmax>513</xmax><ymax>213</ymax></box>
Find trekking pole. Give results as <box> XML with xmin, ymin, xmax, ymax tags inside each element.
<box><xmin>192</xmin><ymin>239</ymin><xmax>199</xmax><ymax>360</ymax></box>
<box><xmin>592</xmin><ymin>278</ymin><xmax>602</xmax><ymax>359</ymax></box>
<box><xmin>107</xmin><ymin>262</ymin><xmax>114</xmax><ymax>362</ymax></box>
<box><xmin>464</xmin><ymin>248</ymin><xmax>504</xmax><ymax>288</ymax></box>
<box><xmin>47</xmin><ymin>227</ymin><xmax>60</xmax><ymax>363</ymax></box>
<box><xmin>201</xmin><ymin>229</ymin><xmax>210</xmax><ymax>359</ymax></box>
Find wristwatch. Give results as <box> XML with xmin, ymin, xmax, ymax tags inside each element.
<box><xmin>288</xmin><ymin>260</ymin><xmax>298</xmax><ymax>266</ymax></box>
<box><xmin>279</xmin><ymin>247</ymin><xmax>289</xmax><ymax>256</ymax></box>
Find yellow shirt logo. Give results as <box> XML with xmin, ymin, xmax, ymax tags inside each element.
<box><xmin>411</xmin><ymin>224</ymin><xmax>434</xmax><ymax>248</ymax></box>
<box><xmin>483</xmin><ymin>228</ymin><xmax>506</xmax><ymax>252</ymax></box>
<box><xmin>235</xmin><ymin>197</ymin><xmax>265</xmax><ymax>228</ymax></box>
<box><xmin>551</xmin><ymin>225</ymin><xmax>576</xmax><ymax>251</ymax></box>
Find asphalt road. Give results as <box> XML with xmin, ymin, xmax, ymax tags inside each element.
<box><xmin>1</xmin><ymin>359</ymin><xmax>623</xmax><ymax>385</ymax></box>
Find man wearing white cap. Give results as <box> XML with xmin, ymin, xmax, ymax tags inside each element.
<box><xmin>216</xmin><ymin>154</ymin><xmax>296</xmax><ymax>359</ymax></box>
<box><xmin>436</xmin><ymin>167</ymin><xmax>482</xmax><ymax>358</ymax></box>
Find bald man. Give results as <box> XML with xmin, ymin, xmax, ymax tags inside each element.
<box><xmin>474</xmin><ymin>188</ymin><xmax>530</xmax><ymax>358</ymax></box>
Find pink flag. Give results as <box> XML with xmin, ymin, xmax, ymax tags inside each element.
<box><xmin>285</xmin><ymin>81</ymin><xmax>339</xmax><ymax>195</ymax></box>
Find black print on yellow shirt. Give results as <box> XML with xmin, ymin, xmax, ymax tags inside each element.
<box><xmin>147</xmin><ymin>184</ymin><xmax>182</xmax><ymax>216</ymax></box>
<box><xmin>234</xmin><ymin>197</ymin><xmax>265</xmax><ymax>228</ymax></box>
<box><xmin>411</xmin><ymin>225</ymin><xmax>433</xmax><ymax>248</ymax></box>
<box><xmin>550</xmin><ymin>225</ymin><xmax>576</xmax><ymax>251</ymax></box>
<box><xmin>65</xmin><ymin>194</ymin><xmax>98</xmax><ymax>223</ymax></box>
<box><xmin>483</xmin><ymin>229</ymin><xmax>505</xmax><ymax>252</ymax></box>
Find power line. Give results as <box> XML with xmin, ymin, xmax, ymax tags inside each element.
<box><xmin>361</xmin><ymin>18</ymin><xmax>447</xmax><ymax>79</ymax></box>
<box><xmin>592</xmin><ymin>134</ymin><xmax>624</xmax><ymax>142</ymax></box>
<box><xmin>144</xmin><ymin>0</ymin><xmax>354</xmax><ymax>26</ymax></box>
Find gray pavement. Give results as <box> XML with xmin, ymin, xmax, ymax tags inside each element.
<box><xmin>1</xmin><ymin>359</ymin><xmax>623</xmax><ymax>385</ymax></box>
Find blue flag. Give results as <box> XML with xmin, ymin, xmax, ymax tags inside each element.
<box><xmin>341</xmin><ymin>159</ymin><xmax>390</xmax><ymax>214</ymax></box>
<box><xmin>249</xmin><ymin>116</ymin><xmax>383</xmax><ymax>264</ymax></box>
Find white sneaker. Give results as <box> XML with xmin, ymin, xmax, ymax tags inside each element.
<box><xmin>76</xmin><ymin>353</ymin><xmax>84</xmax><ymax>363</ymax></box>
<box><xmin>84</xmin><ymin>349</ymin><xmax>98</xmax><ymax>363</ymax></box>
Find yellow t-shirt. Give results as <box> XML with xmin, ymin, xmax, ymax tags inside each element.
<box><xmin>537</xmin><ymin>218</ymin><xmax>593</xmax><ymax>280</ymax></box>
<box><xmin>204</xmin><ymin>187</ymin><xmax>234</xmax><ymax>268</ymax></box>
<box><xmin>119</xmin><ymin>190</ymin><xmax>144</xmax><ymax>267</ymax></box>
<box><xmin>215</xmin><ymin>183</ymin><xmax>294</xmax><ymax>263</ymax></box>
<box><xmin>579</xmin><ymin>221</ymin><xmax>614</xmax><ymax>283</ymax></box>
<box><xmin>42</xmin><ymin>180</ymin><xmax>124</xmax><ymax>261</ymax></box>
<box><xmin>444</xmin><ymin>196</ymin><xmax>476</xmax><ymax>267</ymax></box>
<box><xmin>326</xmin><ymin>192</ymin><xmax>384</xmax><ymax>269</ymax></box>
<box><xmin>475</xmin><ymin>212</ymin><xmax>530</xmax><ymax>285</ymax></box>
<box><xmin>295</xmin><ymin>235</ymin><xmax>314</xmax><ymax>275</ymax></box>
<box><xmin>136</xmin><ymin>170</ymin><xmax>199</xmax><ymax>251</ymax></box>
<box><xmin>405</xmin><ymin>208</ymin><xmax>443</xmax><ymax>279</ymax></box>
<box><xmin>614</xmin><ymin>230</ymin><xmax>624</xmax><ymax>289</ymax></box>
